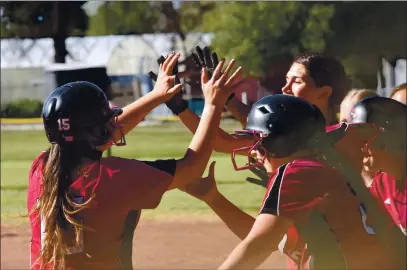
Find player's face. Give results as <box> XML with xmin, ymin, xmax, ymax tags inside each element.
<box><xmin>362</xmin><ymin>134</ymin><xmax>395</xmax><ymax>174</ymax></box>
<box><xmin>282</xmin><ymin>63</ymin><xmax>333</xmax><ymax>109</ymax></box>
<box><xmin>282</xmin><ymin>63</ymin><xmax>318</xmax><ymax>104</ymax></box>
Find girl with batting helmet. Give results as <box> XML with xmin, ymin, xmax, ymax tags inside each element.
<box><xmin>182</xmin><ymin>94</ymin><xmax>396</xmax><ymax>269</ymax></box>
<box><xmin>27</xmin><ymin>53</ymin><xmax>242</xmax><ymax>270</ymax></box>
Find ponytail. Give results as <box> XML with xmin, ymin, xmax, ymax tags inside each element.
<box><xmin>35</xmin><ymin>144</ymin><xmax>98</xmax><ymax>269</ymax></box>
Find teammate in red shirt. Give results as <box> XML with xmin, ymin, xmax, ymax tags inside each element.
<box><xmin>349</xmin><ymin>96</ymin><xmax>406</xmax><ymax>236</ymax></box>
<box><xmin>181</xmin><ymin>95</ymin><xmax>393</xmax><ymax>269</ymax></box>
<box><xmin>28</xmin><ymin>54</ymin><xmax>242</xmax><ymax>270</ymax></box>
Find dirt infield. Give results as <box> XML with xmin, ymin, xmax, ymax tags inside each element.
<box><xmin>1</xmin><ymin>219</ymin><xmax>286</xmax><ymax>269</ymax></box>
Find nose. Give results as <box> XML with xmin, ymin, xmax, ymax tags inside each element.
<box><xmin>281</xmin><ymin>81</ymin><xmax>292</xmax><ymax>95</ymax></box>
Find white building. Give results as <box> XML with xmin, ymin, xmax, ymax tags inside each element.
<box><xmin>1</xmin><ymin>33</ymin><xmax>213</xmax><ymax>110</ymax></box>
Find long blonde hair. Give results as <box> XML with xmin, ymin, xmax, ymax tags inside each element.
<box><xmin>33</xmin><ymin>144</ymin><xmax>95</xmax><ymax>269</ymax></box>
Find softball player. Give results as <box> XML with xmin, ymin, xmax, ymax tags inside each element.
<box><xmin>349</xmin><ymin>96</ymin><xmax>406</xmax><ymax>235</ymax></box>
<box><xmin>184</xmin><ymin>95</ymin><xmax>396</xmax><ymax>269</ymax></box>
<box><xmin>27</xmin><ymin>53</ymin><xmax>242</xmax><ymax>270</ymax></box>
<box><xmin>156</xmin><ymin>48</ymin><xmax>351</xmax><ymax>269</ymax></box>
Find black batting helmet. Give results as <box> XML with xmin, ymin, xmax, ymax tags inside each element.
<box><xmin>231</xmin><ymin>94</ymin><xmax>326</xmax><ymax>170</ymax></box>
<box><xmin>42</xmin><ymin>81</ymin><xmax>124</xmax><ymax>148</ymax></box>
<box><xmin>349</xmin><ymin>96</ymin><xmax>406</xmax><ymax>152</ymax></box>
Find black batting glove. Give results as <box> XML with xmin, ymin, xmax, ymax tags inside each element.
<box><xmin>191</xmin><ymin>46</ymin><xmax>219</xmax><ymax>81</ymax></box>
<box><xmin>245</xmin><ymin>157</ymin><xmax>269</xmax><ymax>188</ymax></box>
<box><xmin>148</xmin><ymin>55</ymin><xmax>188</xmax><ymax>115</ymax></box>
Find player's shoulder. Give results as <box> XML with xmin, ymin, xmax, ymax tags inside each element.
<box><xmin>372</xmin><ymin>171</ymin><xmax>396</xmax><ymax>190</ymax></box>
<box><xmin>279</xmin><ymin>158</ymin><xmax>337</xmax><ymax>183</ymax></box>
<box><xmin>29</xmin><ymin>151</ymin><xmax>47</xmax><ymax>182</ymax></box>
<box><xmin>286</xmin><ymin>158</ymin><xmax>326</xmax><ymax>173</ymax></box>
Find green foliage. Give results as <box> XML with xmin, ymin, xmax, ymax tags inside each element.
<box><xmin>1</xmin><ymin>99</ymin><xmax>43</xmax><ymax>118</ymax></box>
<box><xmin>0</xmin><ymin>2</ymin><xmax>88</xmax><ymax>38</ymax></box>
<box><xmin>86</xmin><ymin>2</ymin><xmax>160</xmax><ymax>35</ymax></box>
<box><xmin>86</xmin><ymin>1</ymin><xmax>215</xmax><ymax>37</ymax></box>
<box><xmin>202</xmin><ymin>2</ymin><xmax>335</xmax><ymax>76</ymax></box>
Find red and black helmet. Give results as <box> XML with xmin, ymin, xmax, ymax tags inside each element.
<box><xmin>231</xmin><ymin>94</ymin><xmax>326</xmax><ymax>170</ymax></box>
<box><xmin>42</xmin><ymin>81</ymin><xmax>125</xmax><ymax>148</ymax></box>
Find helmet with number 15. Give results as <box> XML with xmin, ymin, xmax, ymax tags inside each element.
<box><xmin>42</xmin><ymin>81</ymin><xmax>125</xmax><ymax>148</ymax></box>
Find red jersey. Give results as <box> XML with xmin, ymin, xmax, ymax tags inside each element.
<box><xmin>260</xmin><ymin>159</ymin><xmax>393</xmax><ymax>270</ymax></box>
<box><xmin>369</xmin><ymin>171</ymin><xmax>407</xmax><ymax>235</ymax></box>
<box><xmin>28</xmin><ymin>151</ymin><xmax>175</xmax><ymax>270</ymax></box>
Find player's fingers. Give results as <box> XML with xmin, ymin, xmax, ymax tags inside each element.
<box><xmin>192</xmin><ymin>53</ymin><xmax>202</xmax><ymax>68</ymax></box>
<box><xmin>157</xmin><ymin>55</ymin><xmax>166</xmax><ymax>66</ymax></box>
<box><xmin>201</xmin><ymin>68</ymin><xmax>209</xmax><ymax>84</ymax></box>
<box><xmin>212</xmin><ymin>58</ymin><xmax>225</xmax><ymax>81</ymax></box>
<box><xmin>212</xmin><ymin>52</ymin><xmax>219</xmax><ymax>67</ymax></box>
<box><xmin>148</xmin><ymin>71</ymin><xmax>158</xmax><ymax>82</ymax></box>
<box><xmin>166</xmin><ymin>53</ymin><xmax>180</xmax><ymax>74</ymax></box>
<box><xmin>207</xmin><ymin>161</ymin><xmax>216</xmax><ymax>178</ymax></box>
<box><xmin>203</xmin><ymin>46</ymin><xmax>213</xmax><ymax>69</ymax></box>
<box><xmin>219</xmin><ymin>59</ymin><xmax>235</xmax><ymax>84</ymax></box>
<box><xmin>246</xmin><ymin>177</ymin><xmax>267</xmax><ymax>187</ymax></box>
<box><xmin>196</xmin><ymin>46</ymin><xmax>205</xmax><ymax>66</ymax></box>
<box><xmin>162</xmin><ymin>52</ymin><xmax>175</xmax><ymax>71</ymax></box>
<box><xmin>169</xmin><ymin>82</ymin><xmax>184</xmax><ymax>95</ymax></box>
<box><xmin>225</xmin><ymin>66</ymin><xmax>243</xmax><ymax>87</ymax></box>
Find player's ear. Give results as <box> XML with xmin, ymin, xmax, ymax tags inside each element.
<box><xmin>315</xmin><ymin>85</ymin><xmax>332</xmax><ymax>102</ymax></box>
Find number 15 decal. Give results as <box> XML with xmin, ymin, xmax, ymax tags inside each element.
<box><xmin>58</xmin><ymin>118</ymin><xmax>71</xmax><ymax>131</ymax></box>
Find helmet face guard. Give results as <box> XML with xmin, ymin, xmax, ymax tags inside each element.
<box><xmin>104</xmin><ymin>105</ymin><xmax>126</xmax><ymax>147</ymax></box>
<box><xmin>104</xmin><ymin>115</ymin><xmax>126</xmax><ymax>147</ymax></box>
<box><xmin>231</xmin><ymin>130</ymin><xmax>268</xmax><ymax>171</ymax></box>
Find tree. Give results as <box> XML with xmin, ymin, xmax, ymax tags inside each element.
<box><xmin>202</xmin><ymin>2</ymin><xmax>335</xmax><ymax>76</ymax></box>
<box><xmin>325</xmin><ymin>2</ymin><xmax>407</xmax><ymax>88</ymax></box>
<box><xmin>86</xmin><ymin>2</ymin><xmax>160</xmax><ymax>35</ymax></box>
<box><xmin>0</xmin><ymin>2</ymin><xmax>89</xmax><ymax>63</ymax></box>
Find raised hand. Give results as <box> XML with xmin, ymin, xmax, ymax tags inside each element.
<box><xmin>149</xmin><ymin>54</ymin><xmax>188</xmax><ymax>115</ymax></box>
<box><xmin>192</xmin><ymin>46</ymin><xmax>219</xmax><ymax>80</ymax></box>
<box><xmin>149</xmin><ymin>52</ymin><xmax>184</xmax><ymax>103</ymax></box>
<box><xmin>245</xmin><ymin>158</ymin><xmax>269</xmax><ymax>188</ymax></box>
<box><xmin>201</xmin><ymin>58</ymin><xmax>242</xmax><ymax>107</ymax></box>
<box><xmin>180</xmin><ymin>161</ymin><xmax>219</xmax><ymax>203</ymax></box>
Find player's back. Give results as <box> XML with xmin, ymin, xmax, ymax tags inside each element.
<box><xmin>270</xmin><ymin>159</ymin><xmax>393</xmax><ymax>269</ymax></box>
<box><xmin>28</xmin><ymin>152</ymin><xmax>174</xmax><ymax>270</ymax></box>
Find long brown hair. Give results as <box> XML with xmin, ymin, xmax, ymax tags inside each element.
<box><xmin>34</xmin><ymin>143</ymin><xmax>97</xmax><ymax>269</ymax></box>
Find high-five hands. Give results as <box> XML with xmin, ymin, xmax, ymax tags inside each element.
<box><xmin>201</xmin><ymin>57</ymin><xmax>242</xmax><ymax>107</ymax></box>
<box><xmin>192</xmin><ymin>46</ymin><xmax>219</xmax><ymax>80</ymax></box>
<box><xmin>148</xmin><ymin>53</ymin><xmax>188</xmax><ymax>115</ymax></box>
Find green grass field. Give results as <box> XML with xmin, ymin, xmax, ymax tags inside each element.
<box><xmin>1</xmin><ymin>120</ymin><xmax>266</xmax><ymax>223</ymax></box>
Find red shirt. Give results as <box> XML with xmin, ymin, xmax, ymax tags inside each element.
<box><xmin>369</xmin><ymin>171</ymin><xmax>407</xmax><ymax>235</ymax></box>
<box><xmin>28</xmin><ymin>152</ymin><xmax>175</xmax><ymax>270</ymax></box>
<box><xmin>260</xmin><ymin>159</ymin><xmax>393</xmax><ymax>270</ymax></box>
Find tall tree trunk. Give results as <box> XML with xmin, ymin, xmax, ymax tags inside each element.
<box><xmin>52</xmin><ymin>2</ymin><xmax>68</xmax><ymax>63</ymax></box>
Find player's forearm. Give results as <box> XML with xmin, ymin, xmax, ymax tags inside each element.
<box><xmin>226</xmin><ymin>98</ymin><xmax>250</xmax><ymax>127</ymax></box>
<box><xmin>119</xmin><ymin>92</ymin><xmax>163</xmax><ymax>135</ymax></box>
<box><xmin>206</xmin><ymin>193</ymin><xmax>255</xmax><ymax>240</ymax></box>
<box><xmin>218</xmin><ymin>238</ymin><xmax>271</xmax><ymax>270</ymax></box>
<box><xmin>178</xmin><ymin>109</ymin><xmax>249</xmax><ymax>154</ymax></box>
<box><xmin>181</xmin><ymin>104</ymin><xmax>223</xmax><ymax>180</ymax></box>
